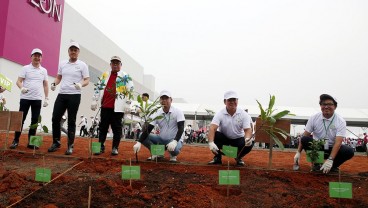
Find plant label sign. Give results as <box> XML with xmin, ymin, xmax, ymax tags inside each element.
<box><xmin>306</xmin><ymin>150</ymin><xmax>324</xmax><ymax>163</ymax></box>
<box><xmin>35</xmin><ymin>168</ymin><xmax>51</xmax><ymax>182</ymax></box>
<box><xmin>29</xmin><ymin>136</ymin><xmax>43</xmax><ymax>147</ymax></box>
<box><xmin>219</xmin><ymin>170</ymin><xmax>240</xmax><ymax>185</ymax></box>
<box><xmin>0</xmin><ymin>73</ymin><xmax>12</xmax><ymax>92</ymax></box>
<box><xmin>222</xmin><ymin>145</ymin><xmax>238</xmax><ymax>158</ymax></box>
<box><xmin>91</xmin><ymin>142</ymin><xmax>101</xmax><ymax>153</ymax></box>
<box><xmin>121</xmin><ymin>166</ymin><xmax>141</xmax><ymax>180</ymax></box>
<box><xmin>329</xmin><ymin>182</ymin><xmax>352</xmax><ymax>199</ymax></box>
<box><xmin>150</xmin><ymin>144</ymin><xmax>165</xmax><ymax>156</ymax></box>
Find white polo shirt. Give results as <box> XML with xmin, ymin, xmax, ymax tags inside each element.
<box><xmin>305</xmin><ymin>112</ymin><xmax>346</xmax><ymax>147</ymax></box>
<box><xmin>18</xmin><ymin>63</ymin><xmax>48</xmax><ymax>100</ymax></box>
<box><xmin>211</xmin><ymin>107</ymin><xmax>251</xmax><ymax>139</ymax></box>
<box><xmin>58</xmin><ymin>60</ymin><xmax>89</xmax><ymax>94</ymax></box>
<box><xmin>150</xmin><ymin>105</ymin><xmax>185</xmax><ymax>141</ymax></box>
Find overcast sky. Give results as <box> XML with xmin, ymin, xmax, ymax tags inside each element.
<box><xmin>66</xmin><ymin>0</ymin><xmax>368</xmax><ymax>109</ymax></box>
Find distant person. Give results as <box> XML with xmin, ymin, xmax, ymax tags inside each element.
<box><xmin>207</xmin><ymin>91</ymin><xmax>253</xmax><ymax>166</ymax></box>
<box><xmin>0</xmin><ymin>86</ymin><xmax>6</xmax><ymax>110</ymax></box>
<box><xmin>10</xmin><ymin>48</ymin><xmax>49</xmax><ymax>149</ymax></box>
<box><xmin>91</xmin><ymin>55</ymin><xmax>134</xmax><ymax>156</ymax></box>
<box><xmin>78</xmin><ymin>115</ymin><xmax>88</xmax><ymax>137</ymax></box>
<box><xmin>294</xmin><ymin>94</ymin><xmax>354</xmax><ymax>173</ymax></box>
<box><xmin>133</xmin><ymin>90</ymin><xmax>185</xmax><ymax>162</ymax></box>
<box><xmin>48</xmin><ymin>42</ymin><xmax>90</xmax><ymax>155</ymax></box>
<box><xmin>364</xmin><ymin>133</ymin><xmax>368</xmax><ymax>155</ymax></box>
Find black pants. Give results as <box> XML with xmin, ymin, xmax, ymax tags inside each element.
<box><xmin>98</xmin><ymin>108</ymin><xmax>124</xmax><ymax>150</ymax></box>
<box><xmin>13</xmin><ymin>99</ymin><xmax>42</xmax><ymax>143</ymax></box>
<box><xmin>214</xmin><ymin>131</ymin><xmax>253</xmax><ymax>159</ymax></box>
<box><xmin>80</xmin><ymin>125</ymin><xmax>87</xmax><ymax>137</ymax></box>
<box><xmin>301</xmin><ymin>136</ymin><xmax>354</xmax><ymax>168</ymax></box>
<box><xmin>52</xmin><ymin>94</ymin><xmax>81</xmax><ymax>146</ymax></box>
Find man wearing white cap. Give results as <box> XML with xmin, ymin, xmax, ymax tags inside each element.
<box><xmin>10</xmin><ymin>48</ymin><xmax>49</xmax><ymax>149</ymax></box>
<box><xmin>207</xmin><ymin>90</ymin><xmax>253</xmax><ymax>166</ymax></box>
<box><xmin>133</xmin><ymin>90</ymin><xmax>185</xmax><ymax>162</ymax></box>
<box><xmin>48</xmin><ymin>42</ymin><xmax>90</xmax><ymax>155</ymax></box>
<box><xmin>91</xmin><ymin>56</ymin><xmax>134</xmax><ymax>156</ymax></box>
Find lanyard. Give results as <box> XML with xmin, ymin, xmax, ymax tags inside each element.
<box><xmin>163</xmin><ymin>112</ymin><xmax>171</xmax><ymax>127</ymax></box>
<box><xmin>322</xmin><ymin>114</ymin><xmax>335</xmax><ymax>139</ymax></box>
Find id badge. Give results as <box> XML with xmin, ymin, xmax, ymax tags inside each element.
<box><xmin>324</xmin><ymin>138</ymin><xmax>329</xmax><ymax>150</ymax></box>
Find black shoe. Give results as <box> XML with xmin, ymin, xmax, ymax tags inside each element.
<box><xmin>65</xmin><ymin>146</ymin><xmax>73</xmax><ymax>155</ymax></box>
<box><xmin>27</xmin><ymin>144</ymin><xmax>39</xmax><ymax>150</ymax></box>
<box><xmin>48</xmin><ymin>143</ymin><xmax>61</xmax><ymax>152</ymax></box>
<box><xmin>9</xmin><ymin>141</ymin><xmax>18</xmax><ymax>149</ymax></box>
<box><xmin>311</xmin><ymin>164</ymin><xmax>322</xmax><ymax>172</ymax></box>
<box><xmin>235</xmin><ymin>158</ymin><xmax>245</xmax><ymax>166</ymax></box>
<box><xmin>208</xmin><ymin>156</ymin><xmax>222</xmax><ymax>165</ymax></box>
<box><xmin>111</xmin><ymin>147</ymin><xmax>118</xmax><ymax>156</ymax></box>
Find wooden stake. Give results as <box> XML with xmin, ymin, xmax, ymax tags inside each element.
<box><xmin>88</xmin><ymin>186</ymin><xmax>92</xmax><ymax>208</ymax></box>
<box><xmin>129</xmin><ymin>158</ymin><xmax>132</xmax><ymax>187</ymax></box>
<box><xmin>227</xmin><ymin>160</ymin><xmax>229</xmax><ymax>197</ymax></box>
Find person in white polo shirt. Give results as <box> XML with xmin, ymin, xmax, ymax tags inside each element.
<box><xmin>48</xmin><ymin>42</ymin><xmax>90</xmax><ymax>155</ymax></box>
<box><xmin>293</xmin><ymin>94</ymin><xmax>354</xmax><ymax>173</ymax></box>
<box><xmin>10</xmin><ymin>48</ymin><xmax>49</xmax><ymax>149</ymax></box>
<box><xmin>207</xmin><ymin>90</ymin><xmax>253</xmax><ymax>166</ymax></box>
<box><xmin>133</xmin><ymin>90</ymin><xmax>185</xmax><ymax>162</ymax></box>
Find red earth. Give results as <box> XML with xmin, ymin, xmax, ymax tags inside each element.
<box><xmin>1</xmin><ymin>133</ymin><xmax>368</xmax><ymax>208</ymax></box>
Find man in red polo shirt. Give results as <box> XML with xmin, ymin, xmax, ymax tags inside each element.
<box><xmin>91</xmin><ymin>56</ymin><xmax>134</xmax><ymax>155</ymax></box>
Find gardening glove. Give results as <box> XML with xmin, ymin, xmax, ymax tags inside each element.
<box><xmin>244</xmin><ymin>137</ymin><xmax>252</xmax><ymax>146</ymax></box>
<box><xmin>294</xmin><ymin>151</ymin><xmax>301</xmax><ymax>164</ymax></box>
<box><xmin>91</xmin><ymin>100</ymin><xmax>97</xmax><ymax>111</ymax></box>
<box><xmin>43</xmin><ymin>97</ymin><xmax>49</xmax><ymax>107</ymax></box>
<box><xmin>166</xmin><ymin>140</ymin><xmax>178</xmax><ymax>151</ymax></box>
<box><xmin>21</xmin><ymin>87</ymin><xmax>28</xmax><ymax>94</ymax></box>
<box><xmin>133</xmin><ymin>142</ymin><xmax>141</xmax><ymax>153</ymax></box>
<box><xmin>320</xmin><ymin>159</ymin><xmax>333</xmax><ymax>174</ymax></box>
<box><xmin>74</xmin><ymin>82</ymin><xmax>82</xmax><ymax>90</ymax></box>
<box><xmin>51</xmin><ymin>83</ymin><xmax>56</xmax><ymax>91</ymax></box>
<box><xmin>208</xmin><ymin>142</ymin><xmax>219</xmax><ymax>154</ymax></box>
<box><xmin>0</xmin><ymin>86</ymin><xmax>5</xmax><ymax>93</ymax></box>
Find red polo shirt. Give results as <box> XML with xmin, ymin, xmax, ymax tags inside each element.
<box><xmin>101</xmin><ymin>72</ymin><xmax>117</xmax><ymax>108</ymax></box>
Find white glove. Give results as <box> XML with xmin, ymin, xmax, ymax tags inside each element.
<box><xmin>74</xmin><ymin>82</ymin><xmax>82</xmax><ymax>90</ymax></box>
<box><xmin>21</xmin><ymin>87</ymin><xmax>28</xmax><ymax>94</ymax></box>
<box><xmin>43</xmin><ymin>97</ymin><xmax>49</xmax><ymax>107</ymax></box>
<box><xmin>320</xmin><ymin>159</ymin><xmax>333</xmax><ymax>174</ymax></box>
<box><xmin>294</xmin><ymin>151</ymin><xmax>301</xmax><ymax>164</ymax></box>
<box><xmin>51</xmin><ymin>83</ymin><xmax>56</xmax><ymax>91</ymax></box>
<box><xmin>91</xmin><ymin>100</ymin><xmax>97</xmax><ymax>111</ymax></box>
<box><xmin>244</xmin><ymin>137</ymin><xmax>253</xmax><ymax>146</ymax></box>
<box><xmin>209</xmin><ymin>141</ymin><xmax>219</xmax><ymax>154</ymax></box>
<box><xmin>133</xmin><ymin>142</ymin><xmax>141</xmax><ymax>153</ymax></box>
<box><xmin>166</xmin><ymin>140</ymin><xmax>178</xmax><ymax>151</ymax></box>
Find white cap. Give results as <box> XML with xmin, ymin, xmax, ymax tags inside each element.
<box><xmin>159</xmin><ymin>90</ymin><xmax>171</xmax><ymax>98</ymax></box>
<box><xmin>224</xmin><ymin>90</ymin><xmax>238</xmax><ymax>99</ymax></box>
<box><xmin>69</xmin><ymin>41</ymin><xmax>80</xmax><ymax>49</ymax></box>
<box><xmin>31</xmin><ymin>48</ymin><xmax>42</xmax><ymax>56</ymax></box>
<box><xmin>110</xmin><ymin>56</ymin><xmax>121</xmax><ymax>62</ymax></box>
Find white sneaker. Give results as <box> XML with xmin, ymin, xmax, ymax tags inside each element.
<box><xmin>147</xmin><ymin>155</ymin><xmax>164</xmax><ymax>160</ymax></box>
<box><xmin>169</xmin><ymin>155</ymin><xmax>177</xmax><ymax>162</ymax></box>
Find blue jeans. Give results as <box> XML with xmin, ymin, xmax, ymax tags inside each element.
<box><xmin>141</xmin><ymin>134</ymin><xmax>183</xmax><ymax>156</ymax></box>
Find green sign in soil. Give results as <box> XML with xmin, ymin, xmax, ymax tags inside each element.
<box><xmin>0</xmin><ymin>73</ymin><xmax>12</xmax><ymax>91</ymax></box>
<box><xmin>306</xmin><ymin>150</ymin><xmax>324</xmax><ymax>163</ymax></box>
<box><xmin>35</xmin><ymin>168</ymin><xmax>51</xmax><ymax>182</ymax></box>
<box><xmin>150</xmin><ymin>144</ymin><xmax>165</xmax><ymax>156</ymax></box>
<box><xmin>329</xmin><ymin>182</ymin><xmax>352</xmax><ymax>199</ymax></box>
<box><xmin>222</xmin><ymin>145</ymin><xmax>238</xmax><ymax>158</ymax></box>
<box><xmin>29</xmin><ymin>136</ymin><xmax>43</xmax><ymax>147</ymax></box>
<box><xmin>219</xmin><ymin>170</ymin><xmax>240</xmax><ymax>185</ymax></box>
<box><xmin>91</xmin><ymin>142</ymin><xmax>101</xmax><ymax>153</ymax></box>
<box><xmin>122</xmin><ymin>166</ymin><xmax>141</xmax><ymax>180</ymax></box>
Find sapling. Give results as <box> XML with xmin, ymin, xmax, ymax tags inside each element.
<box><xmin>307</xmin><ymin>139</ymin><xmax>325</xmax><ymax>171</ymax></box>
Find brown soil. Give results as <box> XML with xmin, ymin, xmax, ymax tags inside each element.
<box><xmin>1</xmin><ymin>133</ymin><xmax>368</xmax><ymax>208</ymax></box>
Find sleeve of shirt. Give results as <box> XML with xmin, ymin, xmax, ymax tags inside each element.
<box><xmin>176</xmin><ymin>109</ymin><xmax>185</xmax><ymax>122</ymax></box>
<box><xmin>335</xmin><ymin>118</ymin><xmax>346</xmax><ymax>137</ymax></box>
<box><xmin>305</xmin><ymin>115</ymin><xmax>314</xmax><ymax>133</ymax></box>
<box><xmin>211</xmin><ymin>111</ymin><xmax>221</xmax><ymax>126</ymax></box>
<box><xmin>242</xmin><ymin>113</ymin><xmax>251</xmax><ymax>129</ymax></box>
<box><xmin>82</xmin><ymin>62</ymin><xmax>90</xmax><ymax>78</ymax></box>
<box><xmin>43</xmin><ymin>68</ymin><xmax>48</xmax><ymax>80</ymax></box>
<box><xmin>18</xmin><ymin>66</ymin><xmax>26</xmax><ymax>78</ymax></box>
<box><xmin>57</xmin><ymin>62</ymin><xmax>63</xmax><ymax>75</ymax></box>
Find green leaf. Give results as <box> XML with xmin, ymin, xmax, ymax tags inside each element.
<box><xmin>268</xmin><ymin>117</ymin><xmax>276</xmax><ymax>125</ymax></box>
<box><xmin>268</xmin><ymin>95</ymin><xmax>275</xmax><ymax>116</ymax></box>
<box><xmin>30</xmin><ymin>123</ymin><xmax>38</xmax><ymax>129</ymax></box>
<box><xmin>256</xmin><ymin>100</ymin><xmax>266</xmax><ymax>120</ymax></box>
<box><xmin>42</xmin><ymin>125</ymin><xmax>49</xmax><ymax>133</ymax></box>
<box><xmin>38</xmin><ymin>115</ymin><xmax>42</xmax><ymax>123</ymax></box>
<box><xmin>272</xmin><ymin>110</ymin><xmax>290</xmax><ymax>120</ymax></box>
<box><xmin>268</xmin><ymin>131</ymin><xmax>285</xmax><ymax>150</ymax></box>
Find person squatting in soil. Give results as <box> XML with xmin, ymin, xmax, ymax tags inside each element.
<box><xmin>91</xmin><ymin>55</ymin><xmax>134</xmax><ymax>156</ymax></box>
<box><xmin>133</xmin><ymin>90</ymin><xmax>185</xmax><ymax>162</ymax></box>
<box><xmin>48</xmin><ymin>41</ymin><xmax>90</xmax><ymax>155</ymax></box>
<box><xmin>294</xmin><ymin>94</ymin><xmax>354</xmax><ymax>173</ymax></box>
<box><xmin>207</xmin><ymin>90</ymin><xmax>253</xmax><ymax>166</ymax></box>
<box><xmin>10</xmin><ymin>48</ymin><xmax>49</xmax><ymax>149</ymax></box>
